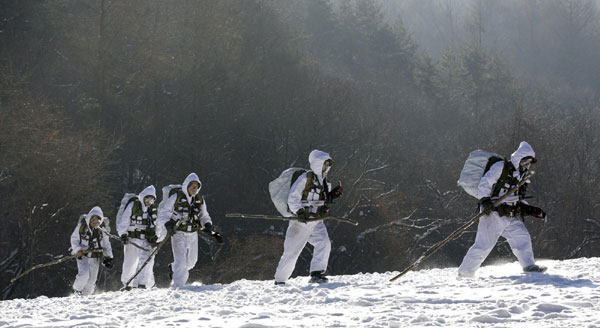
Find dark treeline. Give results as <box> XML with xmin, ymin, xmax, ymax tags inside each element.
<box><xmin>1</xmin><ymin>0</ymin><xmax>599</xmax><ymax>300</ymax></box>
<box><xmin>380</xmin><ymin>0</ymin><xmax>600</xmax><ymax>97</ymax></box>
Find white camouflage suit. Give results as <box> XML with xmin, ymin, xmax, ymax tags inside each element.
<box><xmin>158</xmin><ymin>173</ymin><xmax>212</xmax><ymax>288</ymax></box>
<box><xmin>70</xmin><ymin>206</ymin><xmax>113</xmax><ymax>295</ymax></box>
<box><xmin>117</xmin><ymin>185</ymin><xmax>158</xmax><ymax>289</ymax></box>
<box><xmin>458</xmin><ymin>141</ymin><xmax>538</xmax><ymax>277</ymax></box>
<box><xmin>274</xmin><ymin>150</ymin><xmax>333</xmax><ymax>283</ymax></box>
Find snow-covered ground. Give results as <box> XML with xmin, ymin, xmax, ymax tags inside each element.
<box><xmin>1</xmin><ymin>258</ymin><xmax>599</xmax><ymax>327</ymax></box>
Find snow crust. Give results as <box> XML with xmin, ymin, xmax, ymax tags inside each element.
<box><xmin>1</xmin><ymin>258</ymin><xmax>599</xmax><ymax>327</ymax></box>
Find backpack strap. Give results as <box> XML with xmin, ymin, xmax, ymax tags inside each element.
<box><xmin>301</xmin><ymin>171</ymin><xmax>327</xmax><ymax>201</ymax></box>
<box><xmin>78</xmin><ymin>217</ymin><xmax>87</xmax><ymax>245</ymax></box>
<box><xmin>129</xmin><ymin>199</ymin><xmax>158</xmax><ymax>240</ymax></box>
<box><xmin>491</xmin><ymin>159</ymin><xmax>518</xmax><ymax>198</ymax></box>
<box><xmin>173</xmin><ymin>189</ymin><xmax>204</xmax><ymax>232</ymax></box>
<box><xmin>169</xmin><ymin>187</ymin><xmax>181</xmax><ymax>198</ymax></box>
<box><xmin>78</xmin><ymin>217</ymin><xmax>103</xmax><ymax>253</ymax></box>
<box><xmin>290</xmin><ymin>169</ymin><xmax>306</xmax><ymax>187</ymax></box>
<box><xmin>131</xmin><ymin>198</ymin><xmax>144</xmax><ymax>217</ymax></box>
<box><xmin>302</xmin><ymin>171</ymin><xmax>315</xmax><ymax>200</ymax></box>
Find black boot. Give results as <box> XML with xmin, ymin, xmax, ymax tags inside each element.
<box><xmin>309</xmin><ymin>271</ymin><xmax>329</xmax><ymax>283</ymax></box>
<box><xmin>274</xmin><ymin>281</ymin><xmax>286</xmax><ymax>286</ymax></box>
<box><xmin>137</xmin><ymin>284</ymin><xmax>146</xmax><ymax>289</ymax></box>
<box><xmin>523</xmin><ymin>264</ymin><xmax>547</xmax><ymax>273</ymax></box>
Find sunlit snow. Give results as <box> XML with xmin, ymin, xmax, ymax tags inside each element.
<box><xmin>1</xmin><ymin>258</ymin><xmax>598</xmax><ymax>327</ymax></box>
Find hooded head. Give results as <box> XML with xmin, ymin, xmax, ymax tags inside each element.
<box><xmin>182</xmin><ymin>173</ymin><xmax>202</xmax><ymax>201</ymax></box>
<box><xmin>137</xmin><ymin>185</ymin><xmax>157</xmax><ymax>209</ymax></box>
<box><xmin>85</xmin><ymin>206</ymin><xmax>104</xmax><ymax>229</ymax></box>
<box><xmin>510</xmin><ymin>141</ymin><xmax>536</xmax><ymax>171</ymax></box>
<box><xmin>309</xmin><ymin>150</ymin><xmax>333</xmax><ymax>183</ymax></box>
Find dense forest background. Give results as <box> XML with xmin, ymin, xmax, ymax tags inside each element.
<box><xmin>1</xmin><ymin>0</ymin><xmax>599</xmax><ymax>300</ymax></box>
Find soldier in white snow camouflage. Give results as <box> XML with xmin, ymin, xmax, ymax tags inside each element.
<box><xmin>458</xmin><ymin>141</ymin><xmax>547</xmax><ymax>277</ymax></box>
<box><xmin>70</xmin><ymin>206</ymin><xmax>113</xmax><ymax>295</ymax></box>
<box><xmin>158</xmin><ymin>173</ymin><xmax>214</xmax><ymax>288</ymax></box>
<box><xmin>274</xmin><ymin>150</ymin><xmax>344</xmax><ymax>284</ymax></box>
<box><xmin>117</xmin><ymin>185</ymin><xmax>159</xmax><ymax>290</ymax></box>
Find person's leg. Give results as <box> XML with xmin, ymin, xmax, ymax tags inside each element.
<box><xmin>171</xmin><ymin>233</ymin><xmax>188</xmax><ymax>288</ymax></box>
<box><xmin>274</xmin><ymin>221</ymin><xmax>313</xmax><ymax>283</ymax></box>
<box><xmin>186</xmin><ymin>232</ymin><xmax>199</xmax><ymax>272</ymax></box>
<box><xmin>72</xmin><ymin>256</ymin><xmax>90</xmax><ymax>292</ymax></box>
<box><xmin>502</xmin><ymin>219</ymin><xmax>536</xmax><ymax>269</ymax></box>
<box><xmin>307</xmin><ymin>221</ymin><xmax>331</xmax><ymax>274</ymax></box>
<box><xmin>135</xmin><ymin>239</ymin><xmax>155</xmax><ymax>288</ymax></box>
<box><xmin>82</xmin><ymin>258</ymin><xmax>100</xmax><ymax>295</ymax></box>
<box><xmin>121</xmin><ymin>242</ymin><xmax>140</xmax><ymax>288</ymax></box>
<box><xmin>458</xmin><ymin>212</ymin><xmax>507</xmax><ymax>277</ymax></box>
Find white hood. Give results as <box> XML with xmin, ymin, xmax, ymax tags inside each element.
<box><xmin>309</xmin><ymin>150</ymin><xmax>332</xmax><ymax>184</ymax></box>
<box><xmin>510</xmin><ymin>141</ymin><xmax>536</xmax><ymax>169</ymax></box>
<box><xmin>85</xmin><ymin>206</ymin><xmax>104</xmax><ymax>229</ymax></box>
<box><xmin>182</xmin><ymin>173</ymin><xmax>202</xmax><ymax>203</ymax></box>
<box><xmin>137</xmin><ymin>185</ymin><xmax>156</xmax><ymax>211</ymax></box>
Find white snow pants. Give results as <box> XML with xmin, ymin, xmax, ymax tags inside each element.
<box><xmin>121</xmin><ymin>238</ymin><xmax>155</xmax><ymax>288</ymax></box>
<box><xmin>458</xmin><ymin>211</ymin><xmax>535</xmax><ymax>277</ymax></box>
<box><xmin>274</xmin><ymin>220</ymin><xmax>331</xmax><ymax>283</ymax></box>
<box><xmin>170</xmin><ymin>231</ymin><xmax>198</xmax><ymax>288</ymax></box>
<box><xmin>73</xmin><ymin>256</ymin><xmax>100</xmax><ymax>295</ymax></box>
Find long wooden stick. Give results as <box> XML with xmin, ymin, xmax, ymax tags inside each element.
<box><xmin>124</xmin><ymin>216</ymin><xmax>185</xmax><ymax>288</ymax></box>
<box><xmin>389</xmin><ymin>171</ymin><xmax>535</xmax><ymax>282</ymax></box>
<box><xmin>101</xmin><ymin>229</ymin><xmax>152</xmax><ymax>252</ymax></box>
<box><xmin>225</xmin><ymin>213</ymin><xmax>359</xmax><ymax>226</ymax></box>
<box><xmin>10</xmin><ymin>249</ymin><xmax>103</xmax><ymax>283</ymax></box>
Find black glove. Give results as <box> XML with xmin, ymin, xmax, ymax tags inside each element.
<box><xmin>102</xmin><ymin>257</ymin><xmax>114</xmax><ymax>269</ymax></box>
<box><xmin>330</xmin><ymin>186</ymin><xmax>344</xmax><ymax>199</ymax></box>
<box><xmin>199</xmin><ymin>223</ymin><xmax>224</xmax><ymax>243</ymax></box>
<box><xmin>202</xmin><ymin>222</ymin><xmax>213</xmax><ymax>233</ymax></box>
<box><xmin>146</xmin><ymin>230</ymin><xmax>158</xmax><ymax>244</ymax></box>
<box><xmin>296</xmin><ymin>207</ymin><xmax>310</xmax><ymax>223</ymax></box>
<box><xmin>213</xmin><ymin>228</ymin><xmax>224</xmax><ymax>244</ymax></box>
<box><xmin>480</xmin><ymin>197</ymin><xmax>494</xmax><ymax>215</ymax></box>
<box><xmin>317</xmin><ymin>205</ymin><xmax>329</xmax><ymax>217</ymax></box>
<box><xmin>165</xmin><ymin>219</ymin><xmax>177</xmax><ymax>235</ymax></box>
<box><xmin>147</xmin><ymin>234</ymin><xmax>158</xmax><ymax>248</ymax></box>
<box><xmin>120</xmin><ymin>234</ymin><xmax>128</xmax><ymax>245</ymax></box>
<box><xmin>521</xmin><ymin>204</ymin><xmax>547</xmax><ymax>219</ymax></box>
<box><xmin>518</xmin><ymin>183</ymin><xmax>528</xmax><ymax>197</ymax></box>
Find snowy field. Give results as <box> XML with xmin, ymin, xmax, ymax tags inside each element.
<box><xmin>1</xmin><ymin>257</ymin><xmax>599</xmax><ymax>328</ymax></box>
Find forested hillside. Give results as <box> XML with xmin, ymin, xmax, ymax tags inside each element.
<box><xmin>1</xmin><ymin>0</ymin><xmax>599</xmax><ymax>300</ymax></box>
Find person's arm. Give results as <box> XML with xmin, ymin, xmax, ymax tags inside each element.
<box><xmin>156</xmin><ymin>194</ymin><xmax>177</xmax><ymax>241</ymax></box>
<box><xmin>157</xmin><ymin>194</ymin><xmax>177</xmax><ymax>226</ymax></box>
<box><xmin>287</xmin><ymin>173</ymin><xmax>308</xmax><ymax>214</ymax></box>
<box><xmin>100</xmin><ymin>229</ymin><xmax>113</xmax><ymax>258</ymax></box>
<box><xmin>70</xmin><ymin>221</ymin><xmax>83</xmax><ymax>255</ymax></box>
<box><xmin>477</xmin><ymin>161</ymin><xmax>504</xmax><ymax>199</ymax></box>
<box><xmin>199</xmin><ymin>199</ymin><xmax>212</xmax><ymax>228</ymax></box>
<box><xmin>116</xmin><ymin>203</ymin><xmax>133</xmax><ymax>237</ymax></box>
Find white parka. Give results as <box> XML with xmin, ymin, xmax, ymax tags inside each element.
<box><xmin>477</xmin><ymin>141</ymin><xmax>536</xmax><ymax>205</ymax></box>
<box><xmin>117</xmin><ymin>185</ymin><xmax>157</xmax><ymax>237</ymax></box>
<box><xmin>70</xmin><ymin>206</ymin><xmax>113</xmax><ymax>257</ymax></box>
<box><xmin>157</xmin><ymin>173</ymin><xmax>212</xmax><ymax>236</ymax></box>
<box><xmin>288</xmin><ymin>150</ymin><xmax>333</xmax><ymax>214</ymax></box>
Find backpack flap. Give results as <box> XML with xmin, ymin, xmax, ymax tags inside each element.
<box><xmin>159</xmin><ymin>184</ymin><xmax>181</xmax><ymax>213</ymax></box>
<box><xmin>457</xmin><ymin>149</ymin><xmax>503</xmax><ymax>198</ymax></box>
<box><xmin>102</xmin><ymin>217</ymin><xmax>111</xmax><ymax>233</ymax></box>
<box><xmin>116</xmin><ymin>193</ymin><xmax>138</xmax><ymax>229</ymax></box>
<box><xmin>269</xmin><ymin>168</ymin><xmax>306</xmax><ymax>217</ymax></box>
